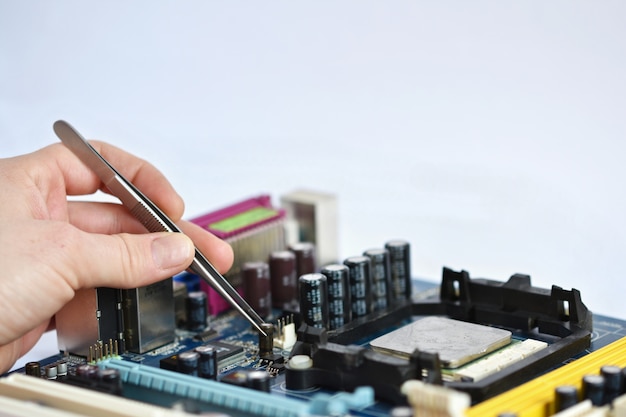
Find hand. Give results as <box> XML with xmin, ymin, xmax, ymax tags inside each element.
<box><xmin>0</xmin><ymin>141</ymin><xmax>233</xmax><ymax>373</ymax></box>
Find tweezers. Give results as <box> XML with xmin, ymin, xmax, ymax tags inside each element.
<box><xmin>53</xmin><ymin>120</ymin><xmax>267</xmax><ymax>336</ymax></box>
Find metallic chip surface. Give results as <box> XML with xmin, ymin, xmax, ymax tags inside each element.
<box><xmin>369</xmin><ymin>316</ymin><xmax>512</xmax><ymax>368</ymax></box>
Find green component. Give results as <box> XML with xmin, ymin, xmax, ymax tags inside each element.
<box><xmin>209</xmin><ymin>207</ymin><xmax>278</xmax><ymax>233</ymax></box>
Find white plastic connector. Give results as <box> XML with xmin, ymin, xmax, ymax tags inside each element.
<box><xmin>274</xmin><ymin>320</ymin><xmax>297</xmax><ymax>350</ymax></box>
<box><xmin>401</xmin><ymin>379</ymin><xmax>470</xmax><ymax>417</ymax></box>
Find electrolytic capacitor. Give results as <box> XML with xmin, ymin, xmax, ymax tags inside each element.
<box><xmin>363</xmin><ymin>248</ymin><xmax>393</xmax><ymax>311</ymax></box>
<box><xmin>601</xmin><ymin>365</ymin><xmax>623</xmax><ymax>402</ymax></box>
<box><xmin>258</xmin><ymin>323</ymin><xmax>275</xmax><ymax>357</ymax></box>
<box><xmin>242</xmin><ymin>261</ymin><xmax>272</xmax><ymax>318</ymax></box>
<box><xmin>177</xmin><ymin>351</ymin><xmax>200</xmax><ymax>376</ymax></box>
<box><xmin>25</xmin><ymin>362</ymin><xmax>41</xmax><ymax>378</ymax></box>
<box><xmin>75</xmin><ymin>364</ymin><xmax>99</xmax><ymax>379</ymax></box>
<box><xmin>343</xmin><ymin>256</ymin><xmax>373</xmax><ymax>318</ymax></box>
<box><xmin>195</xmin><ymin>345</ymin><xmax>218</xmax><ymax>380</ymax></box>
<box><xmin>185</xmin><ymin>291</ymin><xmax>208</xmax><ymax>331</ymax></box>
<box><xmin>269</xmin><ymin>251</ymin><xmax>298</xmax><ymax>309</ymax></box>
<box><xmin>582</xmin><ymin>374</ymin><xmax>605</xmax><ymax>406</ymax></box>
<box><xmin>320</xmin><ymin>264</ymin><xmax>352</xmax><ymax>330</ymax></box>
<box><xmin>56</xmin><ymin>361</ymin><xmax>68</xmax><ymax>380</ymax></box>
<box><xmin>385</xmin><ymin>240</ymin><xmax>412</xmax><ymax>301</ymax></box>
<box><xmin>246</xmin><ymin>370</ymin><xmax>271</xmax><ymax>392</ymax></box>
<box><xmin>299</xmin><ymin>273</ymin><xmax>329</xmax><ymax>329</ymax></box>
<box><xmin>554</xmin><ymin>385</ymin><xmax>578</xmax><ymax>411</ymax></box>
<box><xmin>289</xmin><ymin>242</ymin><xmax>317</xmax><ymax>278</ymax></box>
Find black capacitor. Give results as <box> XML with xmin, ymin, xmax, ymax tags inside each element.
<box><xmin>258</xmin><ymin>323</ymin><xmax>275</xmax><ymax>356</ymax></box>
<box><xmin>582</xmin><ymin>374</ymin><xmax>605</xmax><ymax>406</ymax></box>
<box><xmin>601</xmin><ymin>365</ymin><xmax>623</xmax><ymax>402</ymax></box>
<box><xmin>25</xmin><ymin>362</ymin><xmax>41</xmax><ymax>377</ymax></box>
<box><xmin>99</xmin><ymin>368</ymin><xmax>120</xmax><ymax>383</ymax></box>
<box><xmin>343</xmin><ymin>256</ymin><xmax>373</xmax><ymax>318</ymax></box>
<box><xmin>385</xmin><ymin>240</ymin><xmax>412</xmax><ymax>301</ymax></box>
<box><xmin>242</xmin><ymin>261</ymin><xmax>272</xmax><ymax>318</ymax></box>
<box><xmin>177</xmin><ymin>351</ymin><xmax>200</xmax><ymax>376</ymax></box>
<box><xmin>246</xmin><ymin>370</ymin><xmax>271</xmax><ymax>392</ymax></box>
<box><xmin>195</xmin><ymin>345</ymin><xmax>218</xmax><ymax>380</ymax></box>
<box><xmin>269</xmin><ymin>251</ymin><xmax>298</xmax><ymax>309</ymax></box>
<box><xmin>299</xmin><ymin>273</ymin><xmax>329</xmax><ymax>329</ymax></box>
<box><xmin>320</xmin><ymin>264</ymin><xmax>352</xmax><ymax>330</ymax></box>
<box><xmin>289</xmin><ymin>242</ymin><xmax>317</xmax><ymax>278</ymax></box>
<box><xmin>554</xmin><ymin>385</ymin><xmax>578</xmax><ymax>411</ymax></box>
<box><xmin>75</xmin><ymin>364</ymin><xmax>99</xmax><ymax>379</ymax></box>
<box><xmin>185</xmin><ymin>291</ymin><xmax>208</xmax><ymax>331</ymax></box>
<box><xmin>363</xmin><ymin>248</ymin><xmax>393</xmax><ymax>311</ymax></box>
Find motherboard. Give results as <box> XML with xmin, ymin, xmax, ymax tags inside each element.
<box><xmin>2</xmin><ymin>191</ymin><xmax>625</xmax><ymax>417</ymax></box>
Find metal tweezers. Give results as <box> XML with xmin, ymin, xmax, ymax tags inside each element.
<box><xmin>53</xmin><ymin>120</ymin><xmax>267</xmax><ymax>336</ymax></box>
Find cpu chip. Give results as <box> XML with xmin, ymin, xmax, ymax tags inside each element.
<box><xmin>369</xmin><ymin>316</ymin><xmax>512</xmax><ymax>368</ymax></box>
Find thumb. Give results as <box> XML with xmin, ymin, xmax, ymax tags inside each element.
<box><xmin>70</xmin><ymin>232</ymin><xmax>195</xmax><ymax>290</ymax></box>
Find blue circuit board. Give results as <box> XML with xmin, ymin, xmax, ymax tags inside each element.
<box><xmin>11</xmin><ymin>278</ymin><xmax>626</xmax><ymax>417</ymax></box>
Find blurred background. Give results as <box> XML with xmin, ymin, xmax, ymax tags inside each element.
<box><xmin>1</xmin><ymin>1</ymin><xmax>625</xmax><ymax>325</ymax></box>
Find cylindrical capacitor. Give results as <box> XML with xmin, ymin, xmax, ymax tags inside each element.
<box><xmin>242</xmin><ymin>262</ymin><xmax>272</xmax><ymax>318</ymax></box>
<box><xmin>195</xmin><ymin>345</ymin><xmax>218</xmax><ymax>380</ymax></box>
<box><xmin>363</xmin><ymin>248</ymin><xmax>393</xmax><ymax>311</ymax></box>
<box><xmin>269</xmin><ymin>251</ymin><xmax>298</xmax><ymax>309</ymax></box>
<box><xmin>246</xmin><ymin>370</ymin><xmax>271</xmax><ymax>392</ymax></box>
<box><xmin>45</xmin><ymin>365</ymin><xmax>57</xmax><ymax>380</ymax></box>
<box><xmin>601</xmin><ymin>365</ymin><xmax>623</xmax><ymax>402</ymax></box>
<box><xmin>343</xmin><ymin>256</ymin><xmax>373</xmax><ymax>318</ymax></box>
<box><xmin>258</xmin><ymin>323</ymin><xmax>275</xmax><ymax>357</ymax></box>
<box><xmin>582</xmin><ymin>374</ymin><xmax>605</xmax><ymax>406</ymax></box>
<box><xmin>320</xmin><ymin>264</ymin><xmax>352</xmax><ymax>330</ymax></box>
<box><xmin>25</xmin><ymin>362</ymin><xmax>41</xmax><ymax>378</ymax></box>
<box><xmin>385</xmin><ymin>240</ymin><xmax>412</xmax><ymax>301</ymax></box>
<box><xmin>185</xmin><ymin>291</ymin><xmax>208</xmax><ymax>331</ymax></box>
<box><xmin>554</xmin><ymin>385</ymin><xmax>578</xmax><ymax>411</ymax></box>
<box><xmin>299</xmin><ymin>273</ymin><xmax>329</xmax><ymax>329</ymax></box>
<box><xmin>56</xmin><ymin>361</ymin><xmax>68</xmax><ymax>379</ymax></box>
<box><xmin>75</xmin><ymin>364</ymin><xmax>99</xmax><ymax>379</ymax></box>
<box><xmin>177</xmin><ymin>351</ymin><xmax>200</xmax><ymax>376</ymax></box>
<box><xmin>289</xmin><ymin>242</ymin><xmax>317</xmax><ymax>278</ymax></box>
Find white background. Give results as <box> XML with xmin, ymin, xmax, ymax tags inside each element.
<box><xmin>1</xmin><ymin>0</ymin><xmax>625</xmax><ymax>355</ymax></box>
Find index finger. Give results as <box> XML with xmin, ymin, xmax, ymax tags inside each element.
<box><xmin>52</xmin><ymin>140</ymin><xmax>185</xmax><ymax>221</ymax></box>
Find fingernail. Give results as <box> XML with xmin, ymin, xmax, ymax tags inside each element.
<box><xmin>152</xmin><ymin>234</ymin><xmax>193</xmax><ymax>269</ymax></box>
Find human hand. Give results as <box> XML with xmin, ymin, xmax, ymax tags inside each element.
<box><xmin>0</xmin><ymin>141</ymin><xmax>233</xmax><ymax>373</ymax></box>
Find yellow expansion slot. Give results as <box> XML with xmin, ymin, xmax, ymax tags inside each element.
<box><xmin>466</xmin><ymin>337</ymin><xmax>626</xmax><ymax>417</ymax></box>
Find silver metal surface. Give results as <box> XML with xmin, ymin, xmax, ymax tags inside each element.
<box><xmin>53</xmin><ymin>120</ymin><xmax>267</xmax><ymax>336</ymax></box>
<box><xmin>369</xmin><ymin>316</ymin><xmax>512</xmax><ymax>368</ymax></box>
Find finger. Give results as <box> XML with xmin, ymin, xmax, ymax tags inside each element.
<box><xmin>36</xmin><ymin>142</ymin><xmax>185</xmax><ymax>220</ymax></box>
<box><xmin>67</xmin><ymin>201</ymin><xmax>148</xmax><ymax>234</ymax></box>
<box><xmin>178</xmin><ymin>220</ymin><xmax>234</xmax><ymax>274</ymax></box>
<box><xmin>67</xmin><ymin>202</ymin><xmax>234</xmax><ymax>275</ymax></box>
<box><xmin>65</xmin><ymin>230</ymin><xmax>195</xmax><ymax>290</ymax></box>
<box><xmin>0</xmin><ymin>320</ymin><xmax>50</xmax><ymax>374</ymax></box>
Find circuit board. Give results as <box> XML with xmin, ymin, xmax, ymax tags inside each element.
<box><xmin>3</xmin><ymin>274</ymin><xmax>626</xmax><ymax>417</ymax></box>
<box><xmin>2</xmin><ymin>193</ymin><xmax>626</xmax><ymax>417</ymax></box>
